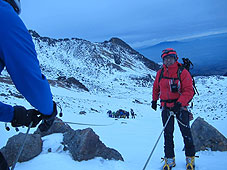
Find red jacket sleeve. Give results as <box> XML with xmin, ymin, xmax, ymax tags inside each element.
<box><xmin>177</xmin><ymin>69</ymin><xmax>194</xmax><ymax>106</ymax></box>
<box><xmin>152</xmin><ymin>70</ymin><xmax>161</xmax><ymax>101</ymax></box>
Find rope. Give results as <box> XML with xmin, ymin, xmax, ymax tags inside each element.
<box><xmin>142</xmin><ymin>111</ymin><xmax>174</xmax><ymax>170</ymax></box>
<box><xmin>175</xmin><ymin>117</ymin><xmax>189</xmax><ymax>128</ymax></box>
<box><xmin>54</xmin><ymin>120</ymin><xmax>115</xmax><ymax>127</ymax></box>
<box><xmin>142</xmin><ymin>110</ymin><xmax>193</xmax><ymax>170</ymax></box>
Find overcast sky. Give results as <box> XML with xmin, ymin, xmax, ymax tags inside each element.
<box><xmin>20</xmin><ymin>0</ymin><xmax>227</xmax><ymax>48</ymax></box>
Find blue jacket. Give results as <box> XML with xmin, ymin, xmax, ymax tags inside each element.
<box><xmin>0</xmin><ymin>1</ymin><xmax>53</xmax><ymax>122</ymax></box>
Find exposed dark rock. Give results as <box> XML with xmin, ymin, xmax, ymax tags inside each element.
<box><xmin>63</xmin><ymin>128</ymin><xmax>124</xmax><ymax>162</ymax></box>
<box><xmin>133</xmin><ymin>99</ymin><xmax>143</xmax><ymax>104</ymax></box>
<box><xmin>1</xmin><ymin>119</ymin><xmax>123</xmax><ymax>165</ymax></box>
<box><xmin>131</xmin><ymin>74</ymin><xmax>154</xmax><ymax>87</ymax></box>
<box><xmin>108</xmin><ymin>37</ymin><xmax>160</xmax><ymax>71</ymax></box>
<box><xmin>57</xmin><ymin>76</ymin><xmax>67</xmax><ymax>81</ymax></box>
<box><xmin>79</xmin><ymin>111</ymin><xmax>86</xmax><ymax>115</ymax></box>
<box><xmin>109</xmin><ymin>37</ymin><xmax>136</xmax><ymax>54</ymax></box>
<box><xmin>9</xmin><ymin>90</ymin><xmax>24</xmax><ymax>99</ymax></box>
<box><xmin>141</xmin><ymin>56</ymin><xmax>160</xmax><ymax>71</ymax></box>
<box><xmin>0</xmin><ymin>133</ymin><xmax>42</xmax><ymax>166</ymax></box>
<box><xmin>0</xmin><ymin>76</ymin><xmax>13</xmax><ymax>85</ymax></box>
<box><xmin>0</xmin><ymin>93</ymin><xmax>7</xmax><ymax>97</ymax></box>
<box><xmin>66</xmin><ymin>77</ymin><xmax>89</xmax><ymax>92</ymax></box>
<box><xmin>28</xmin><ymin>30</ymin><xmax>41</xmax><ymax>38</ymax></box>
<box><xmin>55</xmin><ymin>76</ymin><xmax>89</xmax><ymax>92</ymax></box>
<box><xmin>113</xmin><ymin>54</ymin><xmax>121</xmax><ymax>65</ymax></box>
<box><xmin>29</xmin><ymin>30</ymin><xmax>58</xmax><ymax>46</ymax></box>
<box><xmin>34</xmin><ymin>117</ymin><xmax>73</xmax><ymax>137</ymax></box>
<box><xmin>106</xmin><ymin>63</ymin><xmax>125</xmax><ymax>72</ymax></box>
<box><xmin>91</xmin><ymin>108</ymin><xmax>99</xmax><ymax>112</ymax></box>
<box><xmin>191</xmin><ymin>117</ymin><xmax>227</xmax><ymax>152</ymax></box>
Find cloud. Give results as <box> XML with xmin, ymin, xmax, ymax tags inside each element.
<box><xmin>20</xmin><ymin>0</ymin><xmax>227</xmax><ymax>47</ymax></box>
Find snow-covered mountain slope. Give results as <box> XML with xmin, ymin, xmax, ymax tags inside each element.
<box><xmin>29</xmin><ymin>30</ymin><xmax>159</xmax><ymax>92</ymax></box>
<box><xmin>0</xmin><ymin>32</ymin><xmax>227</xmax><ymax>170</ymax></box>
<box><xmin>0</xmin><ymin>73</ymin><xmax>227</xmax><ymax>170</ymax></box>
<box><xmin>193</xmin><ymin>76</ymin><xmax>227</xmax><ymax>121</ymax></box>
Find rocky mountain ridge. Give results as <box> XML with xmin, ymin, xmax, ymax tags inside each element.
<box><xmin>29</xmin><ymin>30</ymin><xmax>159</xmax><ymax>92</ymax></box>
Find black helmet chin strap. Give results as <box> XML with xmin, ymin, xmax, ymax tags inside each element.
<box><xmin>4</xmin><ymin>0</ymin><xmax>21</xmax><ymax>14</ymax></box>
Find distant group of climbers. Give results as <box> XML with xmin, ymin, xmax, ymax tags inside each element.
<box><xmin>107</xmin><ymin>109</ymin><xmax>136</xmax><ymax>119</ymax></box>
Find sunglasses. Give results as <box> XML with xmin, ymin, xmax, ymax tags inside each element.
<box><xmin>163</xmin><ymin>54</ymin><xmax>177</xmax><ymax>61</ymax></box>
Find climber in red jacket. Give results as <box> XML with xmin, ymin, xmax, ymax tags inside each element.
<box><xmin>151</xmin><ymin>48</ymin><xmax>196</xmax><ymax>170</ymax></box>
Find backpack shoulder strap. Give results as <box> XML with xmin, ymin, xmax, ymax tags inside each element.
<box><xmin>158</xmin><ymin>68</ymin><xmax>164</xmax><ymax>83</ymax></box>
<box><xmin>159</xmin><ymin>66</ymin><xmax>182</xmax><ymax>82</ymax></box>
<box><xmin>177</xmin><ymin>65</ymin><xmax>185</xmax><ymax>81</ymax></box>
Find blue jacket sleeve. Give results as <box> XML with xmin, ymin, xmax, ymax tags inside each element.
<box><xmin>0</xmin><ymin>2</ymin><xmax>53</xmax><ymax>122</ymax></box>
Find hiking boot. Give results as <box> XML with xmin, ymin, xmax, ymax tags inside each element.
<box><xmin>162</xmin><ymin>157</ymin><xmax>176</xmax><ymax>170</ymax></box>
<box><xmin>186</xmin><ymin>156</ymin><xmax>195</xmax><ymax>170</ymax></box>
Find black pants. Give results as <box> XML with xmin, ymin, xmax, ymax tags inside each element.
<box><xmin>0</xmin><ymin>152</ymin><xmax>9</xmax><ymax>170</ymax></box>
<box><xmin>162</xmin><ymin>109</ymin><xmax>195</xmax><ymax>158</ymax></box>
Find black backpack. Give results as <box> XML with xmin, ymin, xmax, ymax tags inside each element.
<box><xmin>158</xmin><ymin>58</ymin><xmax>199</xmax><ymax>96</ymax></box>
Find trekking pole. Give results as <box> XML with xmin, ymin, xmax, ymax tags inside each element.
<box><xmin>11</xmin><ymin>122</ymin><xmax>33</xmax><ymax>170</ymax></box>
<box><xmin>142</xmin><ymin>111</ymin><xmax>174</xmax><ymax>170</ymax></box>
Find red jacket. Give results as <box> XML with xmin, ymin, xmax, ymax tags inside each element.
<box><xmin>152</xmin><ymin>61</ymin><xmax>194</xmax><ymax>107</ymax></box>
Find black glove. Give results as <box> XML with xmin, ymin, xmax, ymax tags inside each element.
<box><xmin>11</xmin><ymin>106</ymin><xmax>42</xmax><ymax>128</ymax></box>
<box><xmin>0</xmin><ymin>151</ymin><xmax>9</xmax><ymax>170</ymax></box>
<box><xmin>151</xmin><ymin>101</ymin><xmax>157</xmax><ymax>111</ymax></box>
<box><xmin>38</xmin><ymin>102</ymin><xmax>57</xmax><ymax>132</ymax></box>
<box><xmin>172</xmin><ymin>102</ymin><xmax>182</xmax><ymax>113</ymax></box>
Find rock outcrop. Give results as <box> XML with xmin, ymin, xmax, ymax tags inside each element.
<box><xmin>63</xmin><ymin>128</ymin><xmax>124</xmax><ymax>161</ymax></box>
<box><xmin>1</xmin><ymin>118</ymin><xmax>123</xmax><ymax>166</ymax></box>
<box><xmin>191</xmin><ymin>117</ymin><xmax>227</xmax><ymax>152</ymax></box>
<box><xmin>0</xmin><ymin>133</ymin><xmax>42</xmax><ymax>166</ymax></box>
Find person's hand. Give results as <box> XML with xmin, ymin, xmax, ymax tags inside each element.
<box><xmin>172</xmin><ymin>102</ymin><xmax>182</xmax><ymax>113</ymax></box>
<box><xmin>38</xmin><ymin>102</ymin><xmax>57</xmax><ymax>132</ymax></box>
<box><xmin>151</xmin><ymin>101</ymin><xmax>157</xmax><ymax>111</ymax></box>
<box><xmin>11</xmin><ymin>106</ymin><xmax>42</xmax><ymax>128</ymax></box>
